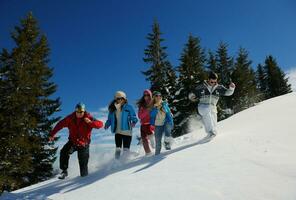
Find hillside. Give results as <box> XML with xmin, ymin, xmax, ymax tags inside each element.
<box><xmin>1</xmin><ymin>92</ymin><xmax>296</xmax><ymax>200</ymax></box>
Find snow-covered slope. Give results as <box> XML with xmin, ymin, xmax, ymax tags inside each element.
<box><xmin>2</xmin><ymin>93</ymin><xmax>296</xmax><ymax>200</ymax></box>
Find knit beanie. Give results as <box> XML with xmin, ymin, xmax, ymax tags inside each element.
<box><xmin>152</xmin><ymin>91</ymin><xmax>162</xmax><ymax>96</ymax></box>
<box><xmin>114</xmin><ymin>91</ymin><xmax>127</xmax><ymax>100</ymax></box>
<box><xmin>143</xmin><ymin>89</ymin><xmax>152</xmax><ymax>97</ymax></box>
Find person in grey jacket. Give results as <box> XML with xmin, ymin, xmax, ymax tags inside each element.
<box><xmin>189</xmin><ymin>72</ymin><xmax>235</xmax><ymax>137</ymax></box>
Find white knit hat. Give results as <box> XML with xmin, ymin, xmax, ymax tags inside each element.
<box><xmin>114</xmin><ymin>91</ymin><xmax>127</xmax><ymax>100</ymax></box>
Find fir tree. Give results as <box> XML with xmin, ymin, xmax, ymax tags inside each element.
<box><xmin>142</xmin><ymin>20</ymin><xmax>176</xmax><ymax>102</ymax></box>
<box><xmin>0</xmin><ymin>12</ymin><xmax>61</xmax><ymax>192</ymax></box>
<box><xmin>173</xmin><ymin>35</ymin><xmax>206</xmax><ymax>137</ymax></box>
<box><xmin>231</xmin><ymin>48</ymin><xmax>259</xmax><ymax>113</ymax></box>
<box><xmin>263</xmin><ymin>55</ymin><xmax>292</xmax><ymax>98</ymax></box>
<box><xmin>256</xmin><ymin>64</ymin><xmax>268</xmax><ymax>100</ymax></box>
<box><xmin>207</xmin><ymin>50</ymin><xmax>218</xmax><ymax>72</ymax></box>
<box><xmin>215</xmin><ymin>42</ymin><xmax>234</xmax><ymax>120</ymax></box>
<box><xmin>163</xmin><ymin>61</ymin><xmax>177</xmax><ymax>106</ymax></box>
<box><xmin>0</xmin><ymin>49</ymin><xmax>14</xmax><ymax>192</ymax></box>
<box><xmin>216</xmin><ymin>42</ymin><xmax>234</xmax><ymax>85</ymax></box>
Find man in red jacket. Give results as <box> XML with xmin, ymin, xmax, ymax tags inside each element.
<box><xmin>49</xmin><ymin>102</ymin><xmax>103</xmax><ymax>179</ymax></box>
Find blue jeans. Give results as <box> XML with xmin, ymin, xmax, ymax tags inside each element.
<box><xmin>155</xmin><ymin>123</ymin><xmax>172</xmax><ymax>155</ymax></box>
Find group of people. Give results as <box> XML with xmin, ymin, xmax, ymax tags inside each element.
<box><xmin>49</xmin><ymin>72</ymin><xmax>235</xmax><ymax>179</ymax></box>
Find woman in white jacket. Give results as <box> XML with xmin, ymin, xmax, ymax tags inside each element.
<box><xmin>189</xmin><ymin>72</ymin><xmax>235</xmax><ymax>137</ymax></box>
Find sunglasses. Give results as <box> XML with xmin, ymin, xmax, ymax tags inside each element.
<box><xmin>144</xmin><ymin>94</ymin><xmax>150</xmax><ymax>97</ymax></box>
<box><xmin>116</xmin><ymin>97</ymin><xmax>124</xmax><ymax>101</ymax></box>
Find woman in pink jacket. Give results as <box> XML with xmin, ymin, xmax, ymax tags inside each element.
<box><xmin>137</xmin><ymin>89</ymin><xmax>155</xmax><ymax>156</ymax></box>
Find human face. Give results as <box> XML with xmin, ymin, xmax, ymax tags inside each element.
<box><xmin>208</xmin><ymin>79</ymin><xmax>217</xmax><ymax>86</ymax></box>
<box><xmin>75</xmin><ymin>110</ymin><xmax>85</xmax><ymax>118</ymax></box>
<box><xmin>154</xmin><ymin>94</ymin><xmax>162</xmax><ymax>103</ymax></box>
<box><xmin>144</xmin><ymin>93</ymin><xmax>151</xmax><ymax>101</ymax></box>
<box><xmin>116</xmin><ymin>97</ymin><xmax>125</xmax><ymax>104</ymax></box>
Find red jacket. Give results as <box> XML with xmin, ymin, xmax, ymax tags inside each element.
<box><xmin>138</xmin><ymin>106</ymin><xmax>151</xmax><ymax>125</ymax></box>
<box><xmin>50</xmin><ymin>112</ymin><xmax>103</xmax><ymax>146</ymax></box>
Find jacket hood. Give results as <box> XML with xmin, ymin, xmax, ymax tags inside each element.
<box><xmin>143</xmin><ymin>89</ymin><xmax>152</xmax><ymax>98</ymax></box>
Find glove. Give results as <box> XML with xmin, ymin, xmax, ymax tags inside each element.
<box><xmin>188</xmin><ymin>93</ymin><xmax>197</xmax><ymax>102</ymax></box>
<box><xmin>84</xmin><ymin>118</ymin><xmax>92</xmax><ymax>124</ymax></box>
<box><xmin>229</xmin><ymin>82</ymin><xmax>236</xmax><ymax>88</ymax></box>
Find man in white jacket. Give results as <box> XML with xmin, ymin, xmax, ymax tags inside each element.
<box><xmin>189</xmin><ymin>72</ymin><xmax>235</xmax><ymax>137</ymax></box>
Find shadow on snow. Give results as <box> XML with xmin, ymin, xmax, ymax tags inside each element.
<box><xmin>9</xmin><ymin>135</ymin><xmax>213</xmax><ymax>200</ymax></box>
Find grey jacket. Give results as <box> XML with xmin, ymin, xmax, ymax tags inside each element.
<box><xmin>193</xmin><ymin>80</ymin><xmax>235</xmax><ymax>106</ymax></box>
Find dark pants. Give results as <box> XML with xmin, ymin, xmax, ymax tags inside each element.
<box><xmin>114</xmin><ymin>134</ymin><xmax>132</xmax><ymax>159</ymax></box>
<box><xmin>115</xmin><ymin>134</ymin><xmax>132</xmax><ymax>149</ymax></box>
<box><xmin>60</xmin><ymin>141</ymin><xmax>89</xmax><ymax>177</ymax></box>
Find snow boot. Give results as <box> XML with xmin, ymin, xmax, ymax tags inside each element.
<box><xmin>164</xmin><ymin>136</ymin><xmax>172</xmax><ymax>150</ymax></box>
<box><xmin>121</xmin><ymin>148</ymin><xmax>131</xmax><ymax>161</ymax></box>
<box><xmin>164</xmin><ymin>141</ymin><xmax>171</xmax><ymax>150</ymax></box>
<box><xmin>58</xmin><ymin>170</ymin><xmax>68</xmax><ymax>179</ymax></box>
<box><xmin>209</xmin><ymin>131</ymin><xmax>217</xmax><ymax>138</ymax></box>
<box><xmin>115</xmin><ymin>148</ymin><xmax>121</xmax><ymax>160</ymax></box>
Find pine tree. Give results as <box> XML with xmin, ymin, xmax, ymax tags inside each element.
<box><xmin>216</xmin><ymin>42</ymin><xmax>234</xmax><ymax>85</ymax></box>
<box><xmin>263</xmin><ymin>55</ymin><xmax>292</xmax><ymax>98</ymax></box>
<box><xmin>0</xmin><ymin>49</ymin><xmax>15</xmax><ymax>194</ymax></box>
<box><xmin>142</xmin><ymin>20</ymin><xmax>176</xmax><ymax>101</ymax></box>
<box><xmin>173</xmin><ymin>35</ymin><xmax>206</xmax><ymax>137</ymax></box>
<box><xmin>256</xmin><ymin>64</ymin><xmax>268</xmax><ymax>100</ymax></box>
<box><xmin>231</xmin><ymin>48</ymin><xmax>259</xmax><ymax>113</ymax></box>
<box><xmin>163</xmin><ymin>61</ymin><xmax>177</xmax><ymax>106</ymax></box>
<box><xmin>207</xmin><ymin>50</ymin><xmax>218</xmax><ymax>72</ymax></box>
<box><xmin>215</xmin><ymin>42</ymin><xmax>234</xmax><ymax>120</ymax></box>
<box><xmin>0</xmin><ymin>12</ymin><xmax>61</xmax><ymax>192</ymax></box>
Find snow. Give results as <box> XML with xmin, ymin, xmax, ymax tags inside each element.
<box><xmin>1</xmin><ymin>92</ymin><xmax>296</xmax><ymax>200</ymax></box>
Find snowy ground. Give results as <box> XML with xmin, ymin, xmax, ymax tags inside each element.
<box><xmin>1</xmin><ymin>92</ymin><xmax>296</xmax><ymax>200</ymax></box>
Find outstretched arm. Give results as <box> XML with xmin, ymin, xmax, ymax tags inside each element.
<box><xmin>49</xmin><ymin>116</ymin><xmax>69</xmax><ymax>141</ymax></box>
<box><xmin>188</xmin><ymin>87</ymin><xmax>201</xmax><ymax>102</ymax></box>
<box><xmin>220</xmin><ymin>83</ymin><xmax>236</xmax><ymax>96</ymax></box>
